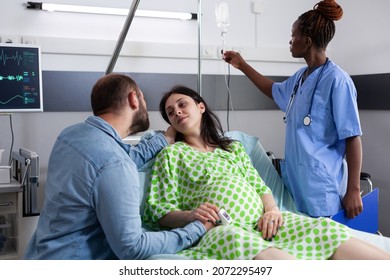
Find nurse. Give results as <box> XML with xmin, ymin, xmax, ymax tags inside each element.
<box><xmin>223</xmin><ymin>0</ymin><xmax>363</xmax><ymax>218</ymax></box>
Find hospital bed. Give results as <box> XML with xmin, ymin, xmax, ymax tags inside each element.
<box><xmin>137</xmin><ymin>130</ymin><xmax>390</xmax><ymax>259</ymax></box>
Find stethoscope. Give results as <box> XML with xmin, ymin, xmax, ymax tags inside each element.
<box><xmin>283</xmin><ymin>58</ymin><xmax>329</xmax><ymax>126</ymax></box>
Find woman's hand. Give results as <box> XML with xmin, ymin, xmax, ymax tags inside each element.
<box><xmin>257</xmin><ymin>206</ymin><xmax>283</xmax><ymax>241</ymax></box>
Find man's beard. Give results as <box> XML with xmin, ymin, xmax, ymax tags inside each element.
<box><xmin>129</xmin><ymin>104</ymin><xmax>150</xmax><ymax>135</ymax></box>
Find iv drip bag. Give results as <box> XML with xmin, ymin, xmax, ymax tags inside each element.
<box><xmin>215</xmin><ymin>0</ymin><xmax>230</xmax><ymax>34</ymax></box>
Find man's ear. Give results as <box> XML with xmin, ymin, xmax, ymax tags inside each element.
<box><xmin>128</xmin><ymin>90</ymin><xmax>138</xmax><ymax>110</ymax></box>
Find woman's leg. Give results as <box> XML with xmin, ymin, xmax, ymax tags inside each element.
<box><xmin>330</xmin><ymin>237</ymin><xmax>390</xmax><ymax>260</ymax></box>
<box><xmin>254</xmin><ymin>247</ymin><xmax>296</xmax><ymax>260</ymax></box>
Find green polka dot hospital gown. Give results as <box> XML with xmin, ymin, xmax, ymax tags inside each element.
<box><xmin>143</xmin><ymin>141</ymin><xmax>351</xmax><ymax>260</ymax></box>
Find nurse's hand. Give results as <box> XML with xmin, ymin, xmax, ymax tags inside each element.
<box><xmin>222</xmin><ymin>51</ymin><xmax>246</xmax><ymax>70</ymax></box>
<box><xmin>342</xmin><ymin>189</ymin><xmax>363</xmax><ymax>218</ymax></box>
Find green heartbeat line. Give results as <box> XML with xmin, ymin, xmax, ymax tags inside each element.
<box><xmin>0</xmin><ymin>75</ymin><xmax>24</xmax><ymax>81</ymax></box>
<box><xmin>0</xmin><ymin>50</ymin><xmax>23</xmax><ymax>66</ymax></box>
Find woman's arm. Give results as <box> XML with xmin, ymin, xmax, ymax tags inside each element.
<box><xmin>262</xmin><ymin>193</ymin><xmax>280</xmax><ymax>213</ymax></box>
<box><xmin>232</xmin><ymin>141</ymin><xmax>283</xmax><ymax>240</ymax></box>
<box><xmin>257</xmin><ymin>194</ymin><xmax>283</xmax><ymax>240</ymax></box>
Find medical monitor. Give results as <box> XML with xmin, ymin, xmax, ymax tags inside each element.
<box><xmin>0</xmin><ymin>43</ymin><xmax>43</xmax><ymax>113</ymax></box>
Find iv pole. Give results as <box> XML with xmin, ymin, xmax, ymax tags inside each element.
<box><xmin>106</xmin><ymin>0</ymin><xmax>141</xmax><ymax>75</ymax></box>
<box><xmin>105</xmin><ymin>0</ymin><xmax>202</xmax><ymax>96</ymax></box>
<box><xmin>197</xmin><ymin>0</ymin><xmax>202</xmax><ymax>96</ymax></box>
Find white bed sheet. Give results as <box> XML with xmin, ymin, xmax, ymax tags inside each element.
<box><xmin>352</xmin><ymin>230</ymin><xmax>390</xmax><ymax>253</ymax></box>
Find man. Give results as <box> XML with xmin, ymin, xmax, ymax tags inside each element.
<box><xmin>24</xmin><ymin>74</ymin><xmax>214</xmax><ymax>259</ymax></box>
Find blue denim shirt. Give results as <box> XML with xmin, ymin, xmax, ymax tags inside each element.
<box><xmin>24</xmin><ymin>116</ymin><xmax>205</xmax><ymax>259</ymax></box>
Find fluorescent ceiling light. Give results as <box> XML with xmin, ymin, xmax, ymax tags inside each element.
<box><xmin>26</xmin><ymin>2</ymin><xmax>197</xmax><ymax>20</ymax></box>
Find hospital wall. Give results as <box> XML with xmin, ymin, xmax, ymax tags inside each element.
<box><xmin>0</xmin><ymin>0</ymin><xmax>389</xmax><ymax>257</ymax></box>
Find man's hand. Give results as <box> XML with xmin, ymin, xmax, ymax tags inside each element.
<box><xmin>163</xmin><ymin>126</ymin><xmax>176</xmax><ymax>144</ymax></box>
<box><xmin>195</xmin><ymin>203</ymin><xmax>220</xmax><ymax>231</ymax></box>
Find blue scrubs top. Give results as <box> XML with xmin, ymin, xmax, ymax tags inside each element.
<box><xmin>272</xmin><ymin>59</ymin><xmax>362</xmax><ymax>217</ymax></box>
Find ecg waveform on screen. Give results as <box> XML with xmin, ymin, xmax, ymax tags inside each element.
<box><xmin>0</xmin><ymin>94</ymin><xmax>24</xmax><ymax>105</ymax></box>
<box><xmin>0</xmin><ymin>46</ymin><xmax>41</xmax><ymax>111</ymax></box>
<box><xmin>0</xmin><ymin>75</ymin><xmax>24</xmax><ymax>81</ymax></box>
<box><xmin>0</xmin><ymin>81</ymin><xmax>38</xmax><ymax>105</ymax></box>
<box><xmin>0</xmin><ymin>49</ymin><xmax>23</xmax><ymax>66</ymax></box>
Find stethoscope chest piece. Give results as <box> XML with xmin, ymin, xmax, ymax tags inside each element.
<box><xmin>283</xmin><ymin>58</ymin><xmax>329</xmax><ymax>126</ymax></box>
<box><xmin>303</xmin><ymin>115</ymin><xmax>312</xmax><ymax>126</ymax></box>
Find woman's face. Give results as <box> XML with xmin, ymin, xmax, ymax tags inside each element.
<box><xmin>289</xmin><ymin>19</ymin><xmax>309</xmax><ymax>58</ymax></box>
<box><xmin>164</xmin><ymin>93</ymin><xmax>205</xmax><ymax>135</ymax></box>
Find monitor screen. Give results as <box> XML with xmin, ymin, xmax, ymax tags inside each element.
<box><xmin>0</xmin><ymin>43</ymin><xmax>43</xmax><ymax>113</ymax></box>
